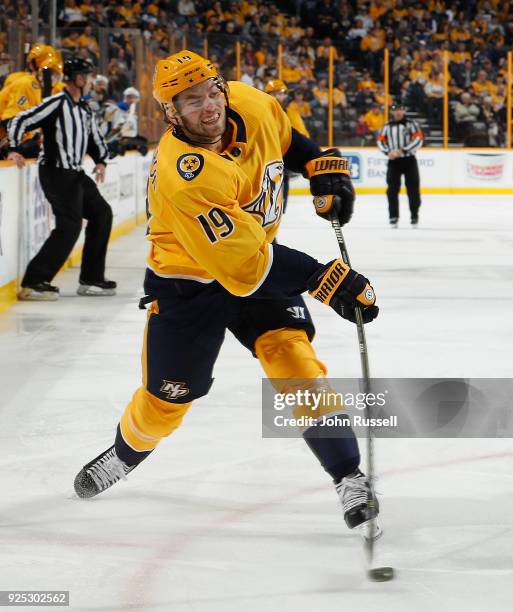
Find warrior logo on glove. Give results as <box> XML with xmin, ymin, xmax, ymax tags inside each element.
<box><xmin>306</xmin><ymin>149</ymin><xmax>355</xmax><ymax>225</ymax></box>
<box><xmin>306</xmin><ymin>156</ymin><xmax>350</xmax><ymax>175</ymax></box>
<box><xmin>307</xmin><ymin>259</ymin><xmax>379</xmax><ymax>324</ymax></box>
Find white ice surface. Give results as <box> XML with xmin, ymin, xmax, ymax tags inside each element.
<box><xmin>1</xmin><ymin>195</ymin><xmax>512</xmax><ymax>612</ymax></box>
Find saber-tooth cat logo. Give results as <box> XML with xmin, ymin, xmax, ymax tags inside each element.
<box><xmin>242</xmin><ymin>160</ymin><xmax>284</xmax><ymax>227</ymax></box>
<box><xmin>160</xmin><ymin>380</ymin><xmax>190</xmax><ymax>400</ymax></box>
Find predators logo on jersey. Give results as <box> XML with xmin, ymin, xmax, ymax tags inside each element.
<box><xmin>177</xmin><ymin>153</ymin><xmax>204</xmax><ymax>181</ymax></box>
<box><xmin>242</xmin><ymin>160</ymin><xmax>284</xmax><ymax>227</ymax></box>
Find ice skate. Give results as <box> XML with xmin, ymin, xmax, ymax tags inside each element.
<box><xmin>389</xmin><ymin>217</ymin><xmax>398</xmax><ymax>228</ymax></box>
<box><xmin>336</xmin><ymin>469</ymin><xmax>381</xmax><ymax>539</ymax></box>
<box><xmin>77</xmin><ymin>279</ymin><xmax>117</xmax><ymax>296</ymax></box>
<box><xmin>74</xmin><ymin>446</ymin><xmax>132</xmax><ymax>498</ymax></box>
<box><xmin>18</xmin><ymin>282</ymin><xmax>59</xmax><ymax>301</ymax></box>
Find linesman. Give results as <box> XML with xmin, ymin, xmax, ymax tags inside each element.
<box><xmin>7</xmin><ymin>57</ymin><xmax>116</xmax><ymax>300</ymax></box>
<box><xmin>377</xmin><ymin>103</ymin><xmax>424</xmax><ymax>227</ymax></box>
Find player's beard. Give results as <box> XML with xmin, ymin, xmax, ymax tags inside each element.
<box><xmin>177</xmin><ymin>106</ymin><xmax>227</xmax><ymax>145</ymax></box>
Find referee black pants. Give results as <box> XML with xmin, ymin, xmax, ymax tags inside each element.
<box><xmin>386</xmin><ymin>156</ymin><xmax>421</xmax><ymax>220</ymax></box>
<box><xmin>22</xmin><ymin>165</ymin><xmax>113</xmax><ymax>287</ymax></box>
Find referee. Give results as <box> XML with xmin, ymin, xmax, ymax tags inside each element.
<box><xmin>377</xmin><ymin>103</ymin><xmax>424</xmax><ymax>227</ymax></box>
<box><xmin>7</xmin><ymin>57</ymin><xmax>116</xmax><ymax>300</ymax></box>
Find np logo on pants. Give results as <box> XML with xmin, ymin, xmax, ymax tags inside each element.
<box><xmin>160</xmin><ymin>380</ymin><xmax>190</xmax><ymax>399</ymax></box>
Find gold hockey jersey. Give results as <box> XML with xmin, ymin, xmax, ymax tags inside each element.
<box><xmin>1</xmin><ymin>73</ymin><xmax>42</xmax><ymax>120</ymax></box>
<box><xmin>147</xmin><ymin>81</ymin><xmax>292</xmax><ymax>297</ymax></box>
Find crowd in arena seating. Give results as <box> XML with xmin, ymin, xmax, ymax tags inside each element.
<box><xmin>2</xmin><ymin>0</ymin><xmax>513</xmax><ymax>146</ymax></box>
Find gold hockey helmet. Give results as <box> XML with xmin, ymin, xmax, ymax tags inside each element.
<box><xmin>39</xmin><ymin>53</ymin><xmax>64</xmax><ymax>76</ymax></box>
<box><xmin>264</xmin><ymin>79</ymin><xmax>288</xmax><ymax>94</ymax></box>
<box><xmin>27</xmin><ymin>44</ymin><xmax>57</xmax><ymax>68</ymax></box>
<box><xmin>153</xmin><ymin>50</ymin><xmax>225</xmax><ymax>107</ymax></box>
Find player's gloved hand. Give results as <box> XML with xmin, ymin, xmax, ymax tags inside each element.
<box><xmin>307</xmin><ymin>259</ymin><xmax>379</xmax><ymax>324</ymax></box>
<box><xmin>305</xmin><ymin>149</ymin><xmax>355</xmax><ymax>225</ymax></box>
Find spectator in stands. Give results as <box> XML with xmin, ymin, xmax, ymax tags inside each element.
<box><xmin>283</xmin><ymin>16</ymin><xmax>304</xmax><ymax>42</ymax></box>
<box><xmin>344</xmin><ymin>66</ymin><xmax>359</xmax><ymax>95</ymax></box>
<box><xmin>453</xmin><ymin>58</ymin><xmax>474</xmax><ymax>89</ymax></box>
<box><xmin>363</xmin><ymin>103</ymin><xmax>385</xmax><ymax>136</ymax></box>
<box><xmin>240</xmin><ymin>64</ymin><xmax>256</xmax><ymax>86</ymax></box>
<box><xmin>481</xmin><ymin>95</ymin><xmax>499</xmax><ymax>146</ymax></box>
<box><xmin>358</xmin><ymin>69</ymin><xmax>377</xmax><ymax>92</ymax></box>
<box><xmin>62</xmin><ymin>31</ymin><xmax>81</xmax><ymax>52</ymax></box>
<box><xmin>282</xmin><ymin>57</ymin><xmax>302</xmax><ymax>84</ymax></box>
<box><xmin>472</xmin><ymin>69</ymin><xmax>496</xmax><ymax>97</ymax></box>
<box><xmin>287</xmin><ymin>89</ymin><xmax>311</xmax><ymax>136</ymax></box>
<box><xmin>90</xmin><ymin>3</ymin><xmax>107</xmax><ymax>28</ymax></box>
<box><xmin>310</xmin><ymin>49</ymin><xmax>328</xmax><ymax>80</ymax></box>
<box><xmin>347</xmin><ymin>18</ymin><xmax>367</xmax><ymax>45</ymax></box>
<box><xmin>312</xmin><ymin>78</ymin><xmax>329</xmax><ymax>108</ymax></box>
<box><xmin>393</xmin><ymin>47</ymin><xmax>412</xmax><ymax>73</ymax></box>
<box><xmin>355</xmin><ymin>113</ymin><xmax>373</xmax><ymax>145</ymax></box>
<box><xmin>333</xmin><ymin>82</ymin><xmax>348</xmax><ymax>113</ymax></box>
<box><xmin>360</xmin><ymin>25</ymin><xmax>385</xmax><ymax>76</ymax></box>
<box><xmin>177</xmin><ymin>0</ymin><xmax>196</xmax><ymax>26</ymax></box>
<box><xmin>59</xmin><ymin>0</ymin><xmax>87</xmax><ymax>26</ymax></box>
<box><xmin>78</xmin><ymin>25</ymin><xmax>100</xmax><ymax>59</ymax></box>
<box><xmin>425</xmin><ymin>69</ymin><xmax>444</xmax><ymax>123</ymax></box>
<box><xmin>453</xmin><ymin>92</ymin><xmax>481</xmax><ymax>140</ymax></box>
<box><xmin>450</xmin><ymin>41</ymin><xmax>471</xmax><ymax>65</ymax></box>
<box><xmin>297</xmin><ymin>55</ymin><xmax>314</xmax><ymax>81</ymax></box>
<box><xmin>296</xmin><ymin>77</ymin><xmax>314</xmax><ymax>102</ymax></box>
<box><xmin>118</xmin><ymin>0</ymin><xmax>138</xmax><ymax>27</ymax></box>
<box><xmin>79</xmin><ymin>0</ymin><xmax>94</xmax><ymax>19</ymax></box>
<box><xmin>375</xmin><ymin>82</ymin><xmax>392</xmax><ymax>108</ymax></box>
<box><xmin>493</xmin><ymin>81</ymin><xmax>507</xmax><ymax>118</ymax></box>
<box><xmin>450</xmin><ymin>21</ymin><xmax>472</xmax><ymax>45</ymax></box>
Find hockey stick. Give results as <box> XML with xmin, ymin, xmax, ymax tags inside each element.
<box><xmin>329</xmin><ymin>214</ymin><xmax>379</xmax><ymax>562</ymax></box>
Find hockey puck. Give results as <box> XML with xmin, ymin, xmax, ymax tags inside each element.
<box><xmin>367</xmin><ymin>567</ymin><xmax>395</xmax><ymax>582</ymax></box>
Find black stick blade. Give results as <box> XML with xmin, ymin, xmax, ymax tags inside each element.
<box><xmin>367</xmin><ymin>567</ymin><xmax>395</xmax><ymax>582</ymax></box>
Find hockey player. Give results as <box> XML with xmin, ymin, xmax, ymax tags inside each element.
<box><xmin>0</xmin><ymin>47</ymin><xmax>64</xmax><ymax>158</ymax></box>
<box><xmin>74</xmin><ymin>51</ymin><xmax>380</xmax><ymax>536</ymax></box>
<box><xmin>0</xmin><ymin>45</ymin><xmax>62</xmax><ymax>120</ymax></box>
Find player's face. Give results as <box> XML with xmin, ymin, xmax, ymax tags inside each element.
<box><xmin>272</xmin><ymin>90</ymin><xmax>288</xmax><ymax>108</ymax></box>
<box><xmin>173</xmin><ymin>79</ymin><xmax>227</xmax><ymax>143</ymax></box>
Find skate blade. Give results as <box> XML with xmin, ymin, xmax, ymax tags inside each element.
<box><xmin>358</xmin><ymin>519</ymin><xmax>383</xmax><ymax>541</ymax></box>
<box><xmin>18</xmin><ymin>290</ymin><xmax>59</xmax><ymax>301</ymax></box>
<box><xmin>77</xmin><ymin>287</ymin><xmax>116</xmax><ymax>296</ymax></box>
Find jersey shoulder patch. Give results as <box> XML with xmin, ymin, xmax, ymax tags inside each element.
<box><xmin>176</xmin><ymin>153</ymin><xmax>204</xmax><ymax>181</ymax></box>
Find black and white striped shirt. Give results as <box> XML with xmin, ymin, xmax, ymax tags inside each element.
<box><xmin>377</xmin><ymin>118</ymin><xmax>424</xmax><ymax>156</ymax></box>
<box><xmin>8</xmin><ymin>89</ymin><xmax>108</xmax><ymax>170</ymax></box>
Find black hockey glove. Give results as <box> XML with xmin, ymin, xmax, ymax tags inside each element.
<box><xmin>307</xmin><ymin>259</ymin><xmax>379</xmax><ymax>324</ymax></box>
<box><xmin>305</xmin><ymin>148</ymin><xmax>355</xmax><ymax>225</ymax></box>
